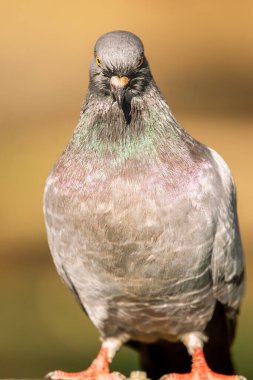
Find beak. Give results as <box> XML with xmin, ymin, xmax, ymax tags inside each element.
<box><xmin>110</xmin><ymin>76</ymin><xmax>129</xmax><ymax>108</ymax></box>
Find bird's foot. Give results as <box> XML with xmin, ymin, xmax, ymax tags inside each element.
<box><xmin>46</xmin><ymin>347</ymin><xmax>125</xmax><ymax>380</ymax></box>
<box><xmin>160</xmin><ymin>347</ymin><xmax>246</xmax><ymax>380</ymax></box>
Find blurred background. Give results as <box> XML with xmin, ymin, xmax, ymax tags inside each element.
<box><xmin>0</xmin><ymin>0</ymin><xmax>252</xmax><ymax>378</ymax></box>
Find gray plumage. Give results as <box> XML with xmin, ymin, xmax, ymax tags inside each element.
<box><xmin>43</xmin><ymin>31</ymin><xmax>244</xmax><ymax>378</ymax></box>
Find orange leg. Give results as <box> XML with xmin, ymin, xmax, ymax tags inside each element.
<box><xmin>46</xmin><ymin>347</ymin><xmax>124</xmax><ymax>380</ymax></box>
<box><xmin>161</xmin><ymin>347</ymin><xmax>246</xmax><ymax>380</ymax></box>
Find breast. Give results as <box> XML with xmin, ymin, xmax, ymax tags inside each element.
<box><xmin>45</xmin><ymin>154</ymin><xmax>217</xmax><ymax>283</ymax></box>
<box><xmin>44</xmin><ymin>150</ymin><xmax>219</xmax><ymax>338</ymax></box>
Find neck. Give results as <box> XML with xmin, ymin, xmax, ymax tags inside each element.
<box><xmin>72</xmin><ymin>80</ymin><xmax>193</xmax><ymax>158</ymax></box>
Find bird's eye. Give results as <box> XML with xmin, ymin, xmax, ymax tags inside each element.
<box><xmin>95</xmin><ymin>56</ymin><xmax>101</xmax><ymax>66</ymax></box>
<box><xmin>137</xmin><ymin>55</ymin><xmax>144</xmax><ymax>67</ymax></box>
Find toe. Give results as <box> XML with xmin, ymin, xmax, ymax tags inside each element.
<box><xmin>45</xmin><ymin>370</ymin><xmax>126</xmax><ymax>380</ymax></box>
<box><xmin>45</xmin><ymin>370</ymin><xmax>84</xmax><ymax>380</ymax></box>
<box><xmin>160</xmin><ymin>374</ymin><xmax>194</xmax><ymax>380</ymax></box>
<box><xmin>160</xmin><ymin>372</ymin><xmax>247</xmax><ymax>380</ymax></box>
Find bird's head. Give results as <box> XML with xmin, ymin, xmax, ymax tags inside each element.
<box><xmin>89</xmin><ymin>31</ymin><xmax>151</xmax><ymax>110</ymax></box>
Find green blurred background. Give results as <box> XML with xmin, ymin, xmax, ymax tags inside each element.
<box><xmin>1</xmin><ymin>0</ymin><xmax>252</xmax><ymax>378</ymax></box>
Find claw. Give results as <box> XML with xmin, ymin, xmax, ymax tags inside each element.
<box><xmin>98</xmin><ymin>373</ymin><xmax>126</xmax><ymax>380</ymax></box>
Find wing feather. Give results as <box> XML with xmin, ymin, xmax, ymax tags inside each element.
<box><xmin>210</xmin><ymin>148</ymin><xmax>244</xmax><ymax>317</ymax></box>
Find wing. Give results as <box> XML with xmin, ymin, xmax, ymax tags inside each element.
<box><xmin>209</xmin><ymin>148</ymin><xmax>244</xmax><ymax>318</ymax></box>
<box><xmin>43</xmin><ymin>170</ymin><xmax>88</xmax><ymax>313</ymax></box>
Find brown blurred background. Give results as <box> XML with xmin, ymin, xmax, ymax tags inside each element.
<box><xmin>0</xmin><ymin>0</ymin><xmax>252</xmax><ymax>378</ymax></box>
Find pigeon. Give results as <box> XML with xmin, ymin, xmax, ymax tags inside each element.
<box><xmin>43</xmin><ymin>31</ymin><xmax>245</xmax><ymax>380</ymax></box>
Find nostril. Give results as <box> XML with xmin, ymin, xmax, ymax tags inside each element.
<box><xmin>110</xmin><ymin>76</ymin><xmax>129</xmax><ymax>89</ymax></box>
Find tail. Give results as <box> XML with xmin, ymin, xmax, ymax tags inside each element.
<box><xmin>136</xmin><ymin>339</ymin><xmax>191</xmax><ymax>380</ymax></box>
<box><xmin>129</xmin><ymin>303</ymin><xmax>236</xmax><ymax>380</ymax></box>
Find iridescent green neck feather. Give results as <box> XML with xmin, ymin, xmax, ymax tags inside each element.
<box><xmin>71</xmin><ymin>81</ymin><xmax>193</xmax><ymax>162</ymax></box>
